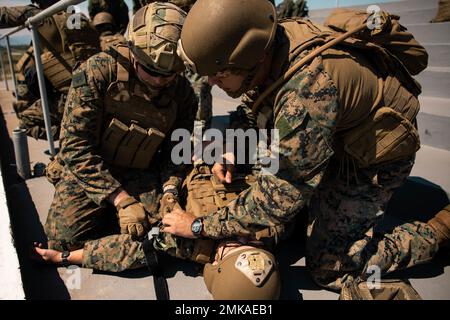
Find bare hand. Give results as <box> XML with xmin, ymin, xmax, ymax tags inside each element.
<box><xmin>31</xmin><ymin>242</ymin><xmax>62</xmax><ymax>264</ymax></box>
<box><xmin>212</xmin><ymin>152</ymin><xmax>235</xmax><ymax>184</ymax></box>
<box><xmin>161</xmin><ymin>208</ymin><xmax>197</xmax><ymax>239</ymax></box>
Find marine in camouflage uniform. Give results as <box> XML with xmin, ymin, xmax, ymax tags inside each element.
<box><xmin>173</xmin><ymin>0</ymin><xmax>444</xmax><ymax>292</ymax></box>
<box><xmin>131</xmin><ymin>0</ymin><xmax>213</xmax><ymax>133</ymax></box>
<box><xmin>1</xmin><ymin>1</ymin><xmax>100</xmax><ymax>140</ymax></box>
<box><xmin>45</xmin><ymin>4</ymin><xmax>201</xmax><ymax>271</ymax></box>
<box><xmin>92</xmin><ymin>12</ymin><xmax>126</xmax><ymax>52</ymax></box>
<box><xmin>88</xmin><ymin>0</ymin><xmax>129</xmax><ymax>34</ymax></box>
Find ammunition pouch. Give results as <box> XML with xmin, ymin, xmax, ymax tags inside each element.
<box><xmin>41</xmin><ymin>51</ymin><xmax>75</xmax><ymax>91</ymax></box>
<box><xmin>340</xmin><ymin>279</ymin><xmax>422</xmax><ymax>300</ymax></box>
<box><xmin>100</xmin><ymin>118</ymin><xmax>165</xmax><ymax>169</ymax></box>
<box><xmin>338</xmin><ymin>75</ymin><xmax>420</xmax><ymax>168</ymax></box>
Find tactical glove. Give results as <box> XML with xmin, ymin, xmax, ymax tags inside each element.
<box><xmin>159</xmin><ymin>191</ymin><xmax>181</xmax><ymax>217</ymax></box>
<box><xmin>116</xmin><ymin>196</ymin><xmax>149</xmax><ymax>238</ymax></box>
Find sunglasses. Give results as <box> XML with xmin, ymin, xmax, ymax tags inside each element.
<box><xmin>137</xmin><ymin>61</ymin><xmax>175</xmax><ymax>79</ymax></box>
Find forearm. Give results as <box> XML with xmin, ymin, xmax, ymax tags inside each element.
<box><xmin>202</xmin><ymin>173</ymin><xmax>312</xmax><ymax>239</ymax></box>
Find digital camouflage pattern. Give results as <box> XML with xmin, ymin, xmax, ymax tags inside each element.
<box><xmin>193</xmin><ymin>29</ymin><xmax>440</xmax><ymax>290</ymax></box>
<box><xmin>305</xmin><ymin>156</ymin><xmax>439</xmax><ymax>290</ymax></box>
<box><xmin>17</xmin><ymin>94</ymin><xmax>65</xmax><ymax>140</ymax></box>
<box><xmin>88</xmin><ymin>0</ymin><xmax>129</xmax><ymax>34</ymax></box>
<box><xmin>45</xmin><ymin>50</ymin><xmax>198</xmax><ymax>254</ymax></box>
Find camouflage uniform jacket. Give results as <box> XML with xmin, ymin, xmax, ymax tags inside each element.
<box><xmin>202</xmin><ymin>25</ymin><xmax>340</xmax><ymax>240</ymax></box>
<box><xmin>59</xmin><ymin>51</ymin><xmax>198</xmax><ymax>207</ymax></box>
<box><xmin>0</xmin><ymin>5</ymin><xmax>40</xmax><ymax>28</ymax></box>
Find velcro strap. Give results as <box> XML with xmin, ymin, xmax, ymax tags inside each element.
<box><xmin>115</xmin><ymin>196</ymin><xmax>138</xmax><ymax>211</ymax></box>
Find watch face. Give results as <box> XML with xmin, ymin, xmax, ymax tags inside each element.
<box><xmin>192</xmin><ymin>219</ymin><xmax>202</xmax><ymax>235</ymax></box>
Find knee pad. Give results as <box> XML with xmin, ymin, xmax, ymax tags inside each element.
<box><xmin>203</xmin><ymin>247</ymin><xmax>280</xmax><ymax>300</ymax></box>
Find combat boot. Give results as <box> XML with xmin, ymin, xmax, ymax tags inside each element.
<box><xmin>427</xmin><ymin>204</ymin><xmax>450</xmax><ymax>248</ymax></box>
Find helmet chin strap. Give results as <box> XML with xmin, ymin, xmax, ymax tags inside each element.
<box><xmin>225</xmin><ymin>64</ymin><xmax>260</xmax><ymax>99</ymax></box>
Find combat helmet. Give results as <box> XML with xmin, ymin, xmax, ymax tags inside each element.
<box><xmin>92</xmin><ymin>12</ymin><xmax>116</xmax><ymax>28</ymax></box>
<box><xmin>203</xmin><ymin>247</ymin><xmax>281</xmax><ymax>300</ymax></box>
<box><xmin>177</xmin><ymin>0</ymin><xmax>277</xmax><ymax>76</ymax></box>
<box><xmin>127</xmin><ymin>2</ymin><xmax>187</xmax><ymax>76</ymax></box>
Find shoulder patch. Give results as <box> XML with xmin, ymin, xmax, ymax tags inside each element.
<box><xmin>72</xmin><ymin>71</ymin><xmax>87</xmax><ymax>88</ymax></box>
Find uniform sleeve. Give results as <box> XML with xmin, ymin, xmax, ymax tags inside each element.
<box><xmin>0</xmin><ymin>5</ymin><xmax>40</xmax><ymax>28</ymax></box>
<box><xmin>159</xmin><ymin>76</ymin><xmax>199</xmax><ymax>190</ymax></box>
<box><xmin>59</xmin><ymin>54</ymin><xmax>122</xmax><ymax>206</ymax></box>
<box><xmin>202</xmin><ymin>57</ymin><xmax>340</xmax><ymax>239</ymax></box>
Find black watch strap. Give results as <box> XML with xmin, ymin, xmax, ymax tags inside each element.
<box><xmin>61</xmin><ymin>251</ymin><xmax>70</xmax><ymax>267</ymax></box>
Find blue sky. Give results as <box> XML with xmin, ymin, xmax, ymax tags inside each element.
<box><xmin>1</xmin><ymin>0</ymin><xmax>396</xmax><ymax>44</ymax></box>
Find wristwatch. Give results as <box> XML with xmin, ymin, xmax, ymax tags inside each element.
<box><xmin>191</xmin><ymin>217</ymin><xmax>204</xmax><ymax>238</ymax></box>
<box><xmin>61</xmin><ymin>251</ymin><xmax>70</xmax><ymax>267</ymax></box>
<box><xmin>164</xmin><ymin>188</ymin><xmax>178</xmax><ymax>199</ymax></box>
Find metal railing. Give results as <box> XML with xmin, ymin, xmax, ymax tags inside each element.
<box><xmin>0</xmin><ymin>0</ymin><xmax>87</xmax><ymax>157</ymax></box>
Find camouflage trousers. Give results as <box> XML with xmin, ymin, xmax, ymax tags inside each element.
<box><xmin>45</xmin><ymin>166</ymin><xmax>200</xmax><ymax>272</ymax></box>
<box><xmin>14</xmin><ymin>94</ymin><xmax>64</xmax><ymax>140</ymax></box>
<box><xmin>306</xmin><ymin>156</ymin><xmax>440</xmax><ymax>291</ymax></box>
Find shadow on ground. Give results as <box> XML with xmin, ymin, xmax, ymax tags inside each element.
<box><xmin>0</xmin><ymin>104</ymin><xmax>70</xmax><ymax>299</ymax></box>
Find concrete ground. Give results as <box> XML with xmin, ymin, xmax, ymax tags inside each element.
<box><xmin>0</xmin><ymin>0</ymin><xmax>449</xmax><ymax>300</ymax></box>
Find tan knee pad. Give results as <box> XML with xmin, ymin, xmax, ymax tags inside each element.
<box><xmin>203</xmin><ymin>247</ymin><xmax>280</xmax><ymax>300</ymax></box>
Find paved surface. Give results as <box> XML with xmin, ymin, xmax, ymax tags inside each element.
<box><xmin>0</xmin><ymin>0</ymin><xmax>449</xmax><ymax>300</ymax></box>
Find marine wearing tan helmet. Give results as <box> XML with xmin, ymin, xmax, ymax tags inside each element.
<box><xmin>127</xmin><ymin>2</ymin><xmax>186</xmax><ymax>77</ymax></box>
<box><xmin>93</xmin><ymin>12</ymin><xmax>126</xmax><ymax>51</ymax></box>
<box><xmin>93</xmin><ymin>11</ymin><xmax>116</xmax><ymax>28</ymax></box>
<box><xmin>177</xmin><ymin>0</ymin><xmax>277</xmax><ymax>98</ymax></box>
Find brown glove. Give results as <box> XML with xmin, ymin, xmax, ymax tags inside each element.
<box><xmin>115</xmin><ymin>196</ymin><xmax>149</xmax><ymax>238</ymax></box>
<box><xmin>159</xmin><ymin>192</ymin><xmax>181</xmax><ymax>218</ymax></box>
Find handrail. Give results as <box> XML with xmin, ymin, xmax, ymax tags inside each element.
<box><xmin>0</xmin><ymin>0</ymin><xmax>86</xmax><ymax>39</ymax></box>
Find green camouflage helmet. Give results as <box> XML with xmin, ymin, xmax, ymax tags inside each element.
<box><xmin>127</xmin><ymin>2</ymin><xmax>186</xmax><ymax>75</ymax></box>
<box><xmin>177</xmin><ymin>0</ymin><xmax>277</xmax><ymax>76</ymax></box>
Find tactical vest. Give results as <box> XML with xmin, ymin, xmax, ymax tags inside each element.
<box><xmin>15</xmin><ymin>46</ymin><xmax>35</xmax><ymax>83</ymax></box>
<box><xmin>37</xmin><ymin>11</ymin><xmax>99</xmax><ymax>91</ymax></box>
<box><xmin>258</xmin><ymin>18</ymin><xmax>422</xmax><ymax>168</ymax></box>
<box><xmin>180</xmin><ymin>163</ymin><xmax>287</xmax><ymax>264</ymax></box>
<box><xmin>100</xmin><ymin>45</ymin><xmax>178</xmax><ymax>169</ymax></box>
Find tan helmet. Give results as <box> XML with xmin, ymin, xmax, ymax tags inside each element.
<box><xmin>178</xmin><ymin>0</ymin><xmax>277</xmax><ymax>76</ymax></box>
<box><xmin>203</xmin><ymin>248</ymin><xmax>281</xmax><ymax>300</ymax></box>
<box><xmin>92</xmin><ymin>12</ymin><xmax>116</xmax><ymax>28</ymax></box>
<box><xmin>127</xmin><ymin>2</ymin><xmax>186</xmax><ymax>76</ymax></box>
